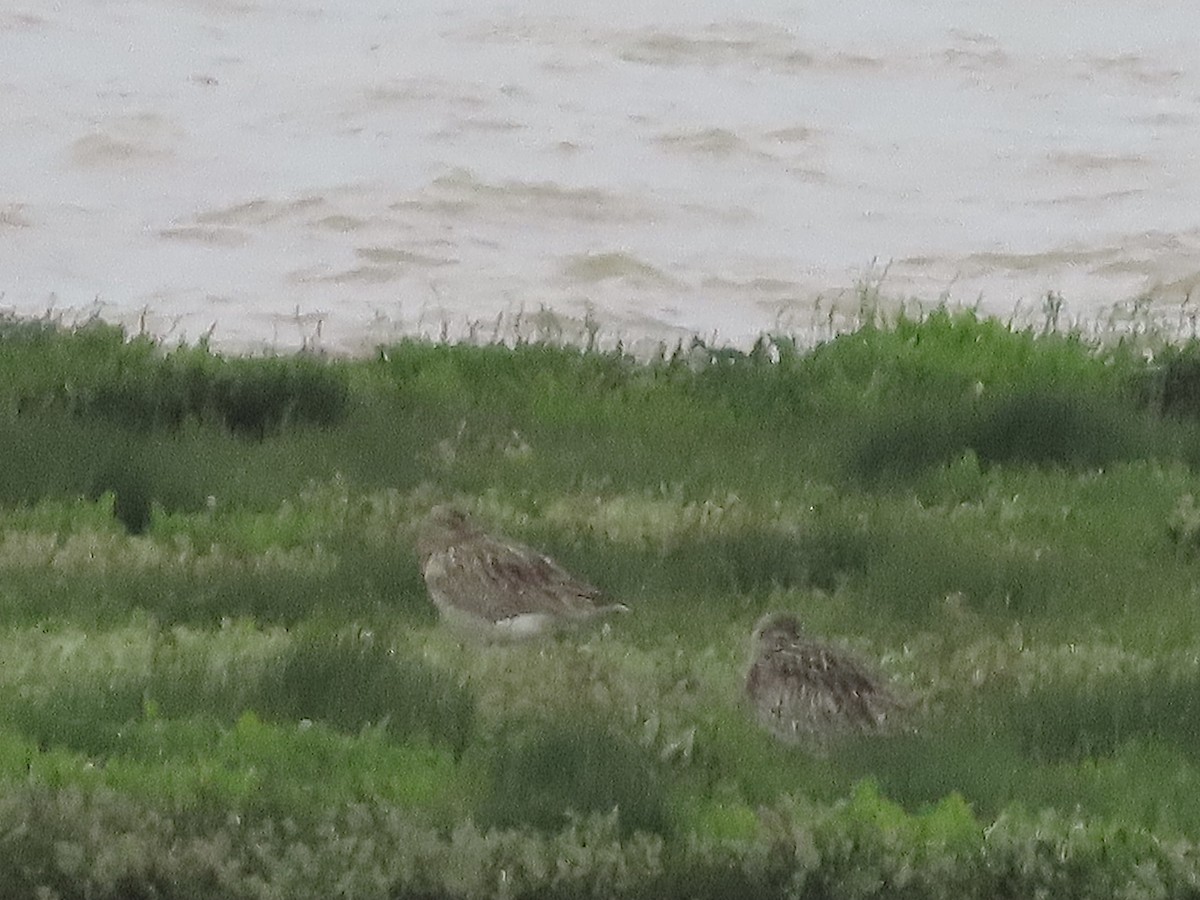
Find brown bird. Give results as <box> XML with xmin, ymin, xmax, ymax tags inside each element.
<box><xmin>744</xmin><ymin>612</ymin><xmax>906</xmax><ymax>748</ymax></box>
<box><xmin>415</xmin><ymin>505</ymin><xmax>629</xmax><ymax>641</ymax></box>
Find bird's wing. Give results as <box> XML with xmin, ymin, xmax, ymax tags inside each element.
<box><xmin>771</xmin><ymin>642</ymin><xmax>896</xmax><ymax>729</ymax></box>
<box><xmin>426</xmin><ymin>534</ymin><xmax>605</xmax><ymax>622</ymax></box>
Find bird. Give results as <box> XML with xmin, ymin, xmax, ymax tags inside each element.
<box><xmin>744</xmin><ymin>612</ymin><xmax>906</xmax><ymax>748</ymax></box>
<box><xmin>415</xmin><ymin>505</ymin><xmax>629</xmax><ymax>641</ymax></box>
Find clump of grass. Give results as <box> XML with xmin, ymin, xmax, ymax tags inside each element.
<box><xmin>860</xmin><ymin>515</ymin><xmax>1062</xmax><ymax>622</ymax></box>
<box><xmin>849</xmin><ymin>387</ymin><xmax>1149</xmax><ymax>485</ymax></box>
<box><xmin>0</xmin><ymin>623</ymin><xmax>472</xmax><ymax>759</ymax></box>
<box><xmin>795</xmin><ymin>308</ymin><xmax>1138</xmax><ymax>412</ymax></box>
<box><xmin>259</xmin><ymin>627</ymin><xmax>475</xmax><ymax>755</ymax></box>
<box><xmin>660</xmin><ymin>526</ymin><xmax>870</xmax><ymax>595</ymax></box>
<box><xmin>785</xmin><ymin>309</ymin><xmax>1165</xmax><ymax>485</ymax></box>
<box><xmin>836</xmin><ymin>727</ymin><xmax>1031</xmax><ymax>816</ymax></box>
<box><xmin>507</xmin><ymin>502</ymin><xmax>873</xmax><ymax>617</ymax></box>
<box><xmin>89</xmin><ymin>461</ymin><xmax>154</xmax><ymax>535</ymax></box>
<box><xmin>1142</xmin><ymin>339</ymin><xmax>1200</xmax><ymax>420</ymax></box>
<box><xmin>12</xmin><ymin>713</ymin><xmax>469</xmax><ymax>825</ymax></box>
<box><xmin>479</xmin><ymin>720</ymin><xmax>671</xmax><ymax>837</ymax></box>
<box><xmin>969</xmin><ymin>390</ymin><xmax>1144</xmax><ymax>467</ymax></box>
<box><xmin>994</xmin><ymin>668</ymin><xmax>1200</xmax><ymax>763</ymax></box>
<box><xmin>86</xmin><ymin>349</ymin><xmax>351</xmax><ymax>438</ymax></box>
<box><xmin>0</xmin><ymin>314</ymin><xmax>349</xmax><ymax>438</ymax></box>
<box><xmin>1167</xmin><ymin>492</ymin><xmax>1200</xmax><ymax>555</ymax></box>
<box><xmin>0</xmin><ymin>549</ymin><xmax>334</xmax><ymax>627</ymax></box>
<box><xmin>0</xmin><ymin>498</ymin><xmax>432</xmax><ymax>629</ymax></box>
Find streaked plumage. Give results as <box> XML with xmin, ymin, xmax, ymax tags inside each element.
<box><xmin>744</xmin><ymin>612</ymin><xmax>904</xmax><ymax>747</ymax></box>
<box><xmin>416</xmin><ymin>505</ymin><xmax>629</xmax><ymax>640</ymax></box>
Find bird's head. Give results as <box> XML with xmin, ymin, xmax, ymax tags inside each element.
<box><xmin>752</xmin><ymin>612</ymin><xmax>805</xmax><ymax>652</ymax></box>
<box><xmin>416</xmin><ymin>504</ymin><xmax>477</xmax><ymax>562</ymax></box>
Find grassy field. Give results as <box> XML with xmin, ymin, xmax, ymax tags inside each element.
<box><xmin>7</xmin><ymin>307</ymin><xmax>1200</xmax><ymax>897</ymax></box>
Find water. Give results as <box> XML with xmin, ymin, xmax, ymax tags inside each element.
<box><xmin>2</xmin><ymin>0</ymin><xmax>1199</xmax><ymax>352</ymax></box>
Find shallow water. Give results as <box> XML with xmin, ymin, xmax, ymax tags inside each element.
<box><xmin>2</xmin><ymin>0</ymin><xmax>1199</xmax><ymax>351</ymax></box>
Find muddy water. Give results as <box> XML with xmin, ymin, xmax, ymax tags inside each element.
<box><xmin>2</xmin><ymin>0</ymin><xmax>1198</xmax><ymax>352</ymax></box>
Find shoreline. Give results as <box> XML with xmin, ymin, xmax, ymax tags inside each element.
<box><xmin>7</xmin><ymin>285</ymin><xmax>1200</xmax><ymax>359</ymax></box>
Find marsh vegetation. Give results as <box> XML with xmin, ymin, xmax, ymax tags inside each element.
<box><xmin>7</xmin><ymin>307</ymin><xmax>1200</xmax><ymax>897</ymax></box>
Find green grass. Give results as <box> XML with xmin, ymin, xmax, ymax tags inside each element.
<box><xmin>9</xmin><ymin>306</ymin><xmax>1200</xmax><ymax>895</ymax></box>
<box><xmin>478</xmin><ymin>719</ymin><xmax>671</xmax><ymax>837</ymax></box>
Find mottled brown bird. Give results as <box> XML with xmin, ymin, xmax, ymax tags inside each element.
<box><xmin>416</xmin><ymin>505</ymin><xmax>629</xmax><ymax>641</ymax></box>
<box><xmin>744</xmin><ymin>612</ymin><xmax>905</xmax><ymax>747</ymax></box>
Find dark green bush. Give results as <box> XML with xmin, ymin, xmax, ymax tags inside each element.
<box><xmin>970</xmin><ymin>390</ymin><xmax>1143</xmax><ymax>468</ymax></box>
<box><xmin>89</xmin><ymin>353</ymin><xmax>351</xmax><ymax>438</ymax></box>
<box><xmin>658</xmin><ymin>525</ymin><xmax>870</xmax><ymax>596</ymax></box>
<box><xmin>861</xmin><ymin>520</ymin><xmax>1059</xmax><ymax>622</ymax></box>
<box><xmin>1142</xmin><ymin>340</ymin><xmax>1200</xmax><ymax>419</ymax></box>
<box><xmin>479</xmin><ymin>721</ymin><xmax>670</xmax><ymax>837</ymax></box>
<box><xmin>850</xmin><ymin>388</ymin><xmax>1146</xmax><ymax>485</ymax></box>
<box><xmin>0</xmin><ymin>316</ymin><xmax>349</xmax><ymax>438</ymax></box>
<box><xmin>999</xmin><ymin>669</ymin><xmax>1200</xmax><ymax>762</ymax></box>
<box><xmin>259</xmin><ymin>628</ymin><xmax>475</xmax><ymax>755</ymax></box>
